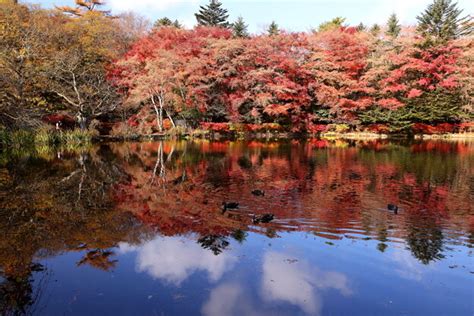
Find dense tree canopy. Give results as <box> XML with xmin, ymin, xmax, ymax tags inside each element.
<box><xmin>0</xmin><ymin>0</ymin><xmax>147</xmax><ymax>130</ymax></box>
<box><xmin>0</xmin><ymin>0</ymin><xmax>473</xmax><ymax>135</ymax></box>
<box><xmin>114</xmin><ymin>18</ymin><xmax>473</xmax><ymax>134</ymax></box>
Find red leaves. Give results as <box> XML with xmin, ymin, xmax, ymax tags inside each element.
<box><xmin>308</xmin><ymin>124</ymin><xmax>329</xmax><ymax>133</ymax></box>
<box><xmin>111</xmin><ymin>25</ymin><xmax>467</xmax><ymax>133</ymax></box>
<box><xmin>370</xmin><ymin>41</ymin><xmax>463</xmax><ymax>108</ymax></box>
<box><xmin>366</xmin><ymin>124</ymin><xmax>390</xmax><ymax>133</ymax></box>
<box><xmin>377</xmin><ymin>98</ymin><xmax>404</xmax><ymax>110</ymax></box>
<box><xmin>200</xmin><ymin>122</ymin><xmax>230</xmax><ymax>132</ymax></box>
<box><xmin>412</xmin><ymin>123</ymin><xmax>452</xmax><ymax>134</ymax></box>
<box><xmin>407</xmin><ymin>89</ymin><xmax>423</xmax><ymax>99</ymax></box>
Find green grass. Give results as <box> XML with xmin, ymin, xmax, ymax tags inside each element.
<box><xmin>0</xmin><ymin>128</ymin><xmax>93</xmax><ymax>163</ymax></box>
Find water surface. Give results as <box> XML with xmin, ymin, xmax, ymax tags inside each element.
<box><xmin>0</xmin><ymin>139</ymin><xmax>473</xmax><ymax>315</ymax></box>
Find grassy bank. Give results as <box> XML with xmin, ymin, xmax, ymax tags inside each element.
<box><xmin>0</xmin><ymin>128</ymin><xmax>93</xmax><ymax>150</ymax></box>
<box><xmin>0</xmin><ymin>129</ymin><xmax>95</xmax><ymax>164</ymax></box>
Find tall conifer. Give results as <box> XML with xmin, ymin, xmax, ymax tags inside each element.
<box><xmin>233</xmin><ymin>16</ymin><xmax>249</xmax><ymax>38</ymax></box>
<box><xmin>417</xmin><ymin>0</ymin><xmax>473</xmax><ymax>42</ymax></box>
<box><xmin>386</xmin><ymin>13</ymin><xmax>401</xmax><ymax>37</ymax></box>
<box><xmin>195</xmin><ymin>0</ymin><xmax>230</xmax><ymax>27</ymax></box>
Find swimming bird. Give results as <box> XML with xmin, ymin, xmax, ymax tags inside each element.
<box><xmin>253</xmin><ymin>214</ymin><xmax>275</xmax><ymax>224</ymax></box>
<box><xmin>222</xmin><ymin>202</ymin><xmax>239</xmax><ymax>213</ymax></box>
<box><xmin>387</xmin><ymin>204</ymin><xmax>399</xmax><ymax>214</ymax></box>
<box><xmin>251</xmin><ymin>189</ymin><xmax>265</xmax><ymax>196</ymax></box>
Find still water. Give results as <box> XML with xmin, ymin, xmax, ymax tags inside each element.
<box><xmin>0</xmin><ymin>139</ymin><xmax>473</xmax><ymax>315</ymax></box>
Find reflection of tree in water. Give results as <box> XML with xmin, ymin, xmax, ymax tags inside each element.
<box><xmin>77</xmin><ymin>249</ymin><xmax>118</xmax><ymax>271</ymax></box>
<box><xmin>377</xmin><ymin>226</ymin><xmax>388</xmax><ymax>252</ymax></box>
<box><xmin>0</xmin><ymin>145</ymin><xmax>145</xmax><ymax>313</ymax></box>
<box><xmin>197</xmin><ymin>235</ymin><xmax>230</xmax><ymax>255</ymax></box>
<box><xmin>113</xmin><ymin>140</ymin><xmax>472</xmax><ymax>260</ymax></box>
<box><xmin>407</xmin><ymin>226</ymin><xmax>444</xmax><ymax>265</ymax></box>
<box><xmin>231</xmin><ymin>229</ymin><xmax>248</xmax><ymax>244</ymax></box>
<box><xmin>0</xmin><ymin>263</ymin><xmax>47</xmax><ymax>316</ymax></box>
<box><xmin>467</xmin><ymin>231</ymin><xmax>474</xmax><ymax>248</ymax></box>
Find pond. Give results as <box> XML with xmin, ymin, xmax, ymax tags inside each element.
<box><xmin>0</xmin><ymin>139</ymin><xmax>473</xmax><ymax>315</ymax></box>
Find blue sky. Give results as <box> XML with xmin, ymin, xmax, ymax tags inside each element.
<box><xmin>35</xmin><ymin>0</ymin><xmax>474</xmax><ymax>33</ymax></box>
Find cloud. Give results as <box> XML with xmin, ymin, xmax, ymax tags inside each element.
<box><xmin>201</xmin><ymin>283</ymin><xmax>259</xmax><ymax>316</ymax></box>
<box><xmin>118</xmin><ymin>236</ymin><xmax>237</xmax><ymax>286</ymax></box>
<box><xmin>261</xmin><ymin>251</ymin><xmax>352</xmax><ymax>315</ymax></box>
<box><xmin>391</xmin><ymin>248</ymin><xmax>432</xmax><ymax>281</ymax></box>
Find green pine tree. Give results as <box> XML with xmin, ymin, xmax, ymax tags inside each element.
<box><xmin>154</xmin><ymin>17</ymin><xmax>173</xmax><ymax>28</ymax></box>
<box><xmin>386</xmin><ymin>13</ymin><xmax>402</xmax><ymax>37</ymax></box>
<box><xmin>195</xmin><ymin>0</ymin><xmax>230</xmax><ymax>28</ymax></box>
<box><xmin>233</xmin><ymin>16</ymin><xmax>249</xmax><ymax>38</ymax></box>
<box><xmin>317</xmin><ymin>17</ymin><xmax>346</xmax><ymax>32</ymax></box>
<box><xmin>267</xmin><ymin>21</ymin><xmax>280</xmax><ymax>36</ymax></box>
<box><xmin>173</xmin><ymin>20</ymin><xmax>183</xmax><ymax>28</ymax></box>
<box><xmin>417</xmin><ymin>0</ymin><xmax>473</xmax><ymax>42</ymax></box>
<box><xmin>357</xmin><ymin>23</ymin><xmax>366</xmax><ymax>32</ymax></box>
<box><xmin>154</xmin><ymin>17</ymin><xmax>182</xmax><ymax>29</ymax></box>
<box><xmin>370</xmin><ymin>24</ymin><xmax>381</xmax><ymax>36</ymax></box>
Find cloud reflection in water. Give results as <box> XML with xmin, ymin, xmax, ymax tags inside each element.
<box><xmin>261</xmin><ymin>251</ymin><xmax>352</xmax><ymax>315</ymax></box>
<box><xmin>202</xmin><ymin>250</ymin><xmax>352</xmax><ymax>316</ymax></box>
<box><xmin>119</xmin><ymin>236</ymin><xmax>237</xmax><ymax>285</ymax></box>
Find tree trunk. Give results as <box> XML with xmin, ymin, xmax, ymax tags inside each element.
<box><xmin>165</xmin><ymin>109</ymin><xmax>176</xmax><ymax>128</ymax></box>
<box><xmin>76</xmin><ymin>112</ymin><xmax>87</xmax><ymax>130</ymax></box>
<box><xmin>151</xmin><ymin>95</ymin><xmax>163</xmax><ymax>133</ymax></box>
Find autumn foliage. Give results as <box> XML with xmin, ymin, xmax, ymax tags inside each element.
<box><xmin>114</xmin><ymin>26</ymin><xmax>473</xmax><ymax>134</ymax></box>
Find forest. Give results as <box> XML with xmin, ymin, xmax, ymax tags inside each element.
<box><xmin>1</xmin><ymin>0</ymin><xmax>473</xmax><ymax>142</ymax></box>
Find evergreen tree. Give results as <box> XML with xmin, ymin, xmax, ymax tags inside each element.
<box><xmin>154</xmin><ymin>17</ymin><xmax>182</xmax><ymax>29</ymax></box>
<box><xmin>233</xmin><ymin>16</ymin><xmax>249</xmax><ymax>38</ymax></box>
<box><xmin>267</xmin><ymin>21</ymin><xmax>279</xmax><ymax>36</ymax></box>
<box><xmin>370</xmin><ymin>24</ymin><xmax>381</xmax><ymax>36</ymax></box>
<box><xmin>154</xmin><ymin>17</ymin><xmax>173</xmax><ymax>28</ymax></box>
<box><xmin>357</xmin><ymin>23</ymin><xmax>366</xmax><ymax>32</ymax></box>
<box><xmin>318</xmin><ymin>17</ymin><xmax>346</xmax><ymax>32</ymax></box>
<box><xmin>195</xmin><ymin>0</ymin><xmax>230</xmax><ymax>27</ymax></box>
<box><xmin>173</xmin><ymin>20</ymin><xmax>183</xmax><ymax>28</ymax></box>
<box><xmin>417</xmin><ymin>0</ymin><xmax>473</xmax><ymax>42</ymax></box>
<box><xmin>386</xmin><ymin>13</ymin><xmax>401</xmax><ymax>37</ymax></box>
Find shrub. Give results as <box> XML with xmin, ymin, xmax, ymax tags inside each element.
<box><xmin>365</xmin><ymin>124</ymin><xmax>390</xmax><ymax>134</ymax></box>
<box><xmin>200</xmin><ymin>122</ymin><xmax>230</xmax><ymax>132</ymax></box>
<box><xmin>327</xmin><ymin>124</ymin><xmax>350</xmax><ymax>133</ymax></box>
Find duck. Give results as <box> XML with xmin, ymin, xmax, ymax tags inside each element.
<box><xmin>253</xmin><ymin>214</ymin><xmax>275</xmax><ymax>224</ymax></box>
<box><xmin>251</xmin><ymin>189</ymin><xmax>265</xmax><ymax>197</ymax></box>
<box><xmin>222</xmin><ymin>202</ymin><xmax>239</xmax><ymax>213</ymax></box>
<box><xmin>387</xmin><ymin>204</ymin><xmax>399</xmax><ymax>214</ymax></box>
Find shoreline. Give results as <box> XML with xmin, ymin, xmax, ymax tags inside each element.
<box><xmin>92</xmin><ymin>132</ymin><xmax>474</xmax><ymax>142</ymax></box>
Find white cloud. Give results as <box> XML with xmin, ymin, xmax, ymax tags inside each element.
<box><xmin>201</xmin><ymin>283</ymin><xmax>260</xmax><ymax>316</ymax></box>
<box><xmin>118</xmin><ymin>236</ymin><xmax>237</xmax><ymax>286</ymax></box>
<box><xmin>261</xmin><ymin>251</ymin><xmax>352</xmax><ymax>315</ymax></box>
<box><xmin>391</xmin><ymin>248</ymin><xmax>434</xmax><ymax>281</ymax></box>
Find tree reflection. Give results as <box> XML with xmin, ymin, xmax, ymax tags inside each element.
<box><xmin>198</xmin><ymin>235</ymin><xmax>230</xmax><ymax>256</ymax></box>
<box><xmin>111</xmin><ymin>139</ymin><xmax>472</xmax><ymax>265</ymax></box>
<box><xmin>0</xmin><ymin>146</ymin><xmax>145</xmax><ymax>313</ymax></box>
<box><xmin>0</xmin><ymin>139</ymin><xmax>472</xmax><ymax>311</ymax></box>
<box><xmin>77</xmin><ymin>249</ymin><xmax>118</xmax><ymax>271</ymax></box>
<box><xmin>407</xmin><ymin>226</ymin><xmax>445</xmax><ymax>265</ymax></box>
<box><xmin>0</xmin><ymin>263</ymin><xmax>46</xmax><ymax>316</ymax></box>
